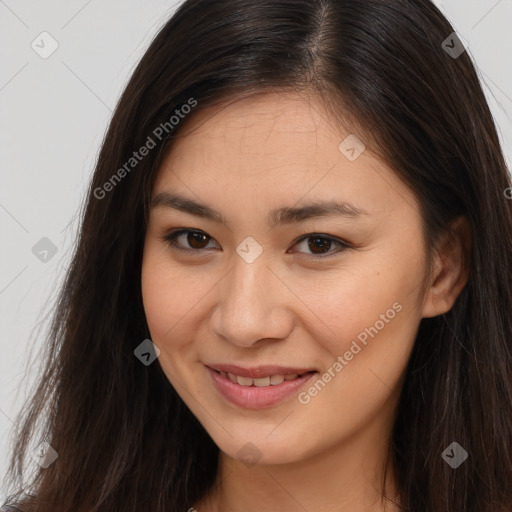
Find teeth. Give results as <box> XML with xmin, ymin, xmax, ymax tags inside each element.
<box><xmin>253</xmin><ymin>376</ymin><xmax>270</xmax><ymax>387</ymax></box>
<box><xmin>270</xmin><ymin>374</ymin><xmax>285</xmax><ymax>385</ymax></box>
<box><xmin>237</xmin><ymin>376</ymin><xmax>253</xmax><ymax>386</ymax></box>
<box><xmin>223</xmin><ymin>372</ymin><xmax>302</xmax><ymax>387</ymax></box>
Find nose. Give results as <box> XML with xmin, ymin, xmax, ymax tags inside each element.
<box><xmin>210</xmin><ymin>254</ymin><xmax>294</xmax><ymax>348</ymax></box>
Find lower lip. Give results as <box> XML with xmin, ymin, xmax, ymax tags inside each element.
<box><xmin>206</xmin><ymin>366</ymin><xmax>317</xmax><ymax>409</ymax></box>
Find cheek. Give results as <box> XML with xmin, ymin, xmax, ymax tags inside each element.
<box><xmin>141</xmin><ymin>242</ymin><xmax>191</xmax><ymax>330</ymax></box>
<box><xmin>141</xmin><ymin>245</ymin><xmax>189</xmax><ymax>347</ymax></box>
<box><xmin>141</xmin><ymin>260</ymin><xmax>191</xmax><ymax>383</ymax></box>
<box><xmin>310</xmin><ymin>287</ymin><xmax>406</xmax><ymax>367</ymax></box>
<box><xmin>141</xmin><ymin>245</ymin><xmax>217</xmax><ymax>363</ymax></box>
<box><xmin>141</xmin><ymin>265</ymin><xmax>174</xmax><ymax>341</ymax></box>
<box><xmin>295</xmin><ymin>273</ymin><xmax>418</xmax><ymax>435</ymax></box>
<box><xmin>299</xmin><ymin>250</ymin><xmax>424</xmax><ymax>365</ymax></box>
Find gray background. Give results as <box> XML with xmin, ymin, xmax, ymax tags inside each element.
<box><xmin>1</xmin><ymin>0</ymin><xmax>511</xmax><ymax>495</ymax></box>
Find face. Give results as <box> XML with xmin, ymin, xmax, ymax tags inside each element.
<box><xmin>141</xmin><ymin>91</ymin><xmax>431</xmax><ymax>465</ymax></box>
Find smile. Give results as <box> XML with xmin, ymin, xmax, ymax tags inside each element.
<box><xmin>217</xmin><ymin>371</ymin><xmax>306</xmax><ymax>387</ymax></box>
<box><xmin>205</xmin><ymin>365</ymin><xmax>317</xmax><ymax>409</ymax></box>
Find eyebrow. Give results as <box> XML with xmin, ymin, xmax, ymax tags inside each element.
<box><xmin>150</xmin><ymin>191</ymin><xmax>371</xmax><ymax>228</ymax></box>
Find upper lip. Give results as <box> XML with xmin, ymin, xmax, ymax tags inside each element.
<box><xmin>206</xmin><ymin>363</ymin><xmax>316</xmax><ymax>378</ymax></box>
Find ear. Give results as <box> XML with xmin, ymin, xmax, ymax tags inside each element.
<box><xmin>421</xmin><ymin>216</ymin><xmax>471</xmax><ymax>319</ymax></box>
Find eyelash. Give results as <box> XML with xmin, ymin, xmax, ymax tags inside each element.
<box><xmin>159</xmin><ymin>229</ymin><xmax>352</xmax><ymax>259</ymax></box>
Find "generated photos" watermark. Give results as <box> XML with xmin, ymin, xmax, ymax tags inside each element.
<box><xmin>298</xmin><ymin>301</ymin><xmax>403</xmax><ymax>405</ymax></box>
<box><xmin>94</xmin><ymin>97</ymin><xmax>197</xmax><ymax>200</ymax></box>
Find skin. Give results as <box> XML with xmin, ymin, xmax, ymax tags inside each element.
<box><xmin>141</xmin><ymin>91</ymin><xmax>470</xmax><ymax>512</ymax></box>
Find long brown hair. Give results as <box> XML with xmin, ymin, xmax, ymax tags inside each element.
<box><xmin>2</xmin><ymin>1</ymin><xmax>512</xmax><ymax>510</ymax></box>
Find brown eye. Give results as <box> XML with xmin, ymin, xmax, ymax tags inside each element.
<box><xmin>187</xmin><ymin>232</ymin><xmax>210</xmax><ymax>249</ymax></box>
<box><xmin>291</xmin><ymin>234</ymin><xmax>351</xmax><ymax>259</ymax></box>
<box><xmin>308</xmin><ymin>237</ymin><xmax>334</xmax><ymax>254</ymax></box>
<box><xmin>162</xmin><ymin>229</ymin><xmax>218</xmax><ymax>253</ymax></box>
<box><xmin>162</xmin><ymin>229</ymin><xmax>351</xmax><ymax>259</ymax></box>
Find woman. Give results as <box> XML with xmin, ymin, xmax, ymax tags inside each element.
<box><xmin>2</xmin><ymin>0</ymin><xmax>512</xmax><ymax>510</ymax></box>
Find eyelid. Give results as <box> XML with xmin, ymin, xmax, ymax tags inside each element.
<box><xmin>160</xmin><ymin>229</ymin><xmax>220</xmax><ymax>253</ymax></box>
<box><xmin>288</xmin><ymin>233</ymin><xmax>351</xmax><ymax>258</ymax></box>
<box><xmin>160</xmin><ymin>228</ymin><xmax>352</xmax><ymax>258</ymax></box>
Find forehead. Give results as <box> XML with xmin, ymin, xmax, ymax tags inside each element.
<box><xmin>168</xmin><ymin>92</ymin><xmax>353</xmax><ymax>164</ymax></box>
<box><xmin>152</xmin><ymin>92</ymin><xmax>418</xmax><ymax>218</ymax></box>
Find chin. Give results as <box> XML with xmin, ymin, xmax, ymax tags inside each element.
<box><xmin>204</xmin><ymin>423</ymin><xmax>314</xmax><ymax>466</ymax></box>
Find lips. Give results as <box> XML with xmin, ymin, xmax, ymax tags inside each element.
<box><xmin>206</xmin><ymin>365</ymin><xmax>317</xmax><ymax>409</ymax></box>
<box><xmin>205</xmin><ymin>364</ymin><xmax>317</xmax><ymax>409</ymax></box>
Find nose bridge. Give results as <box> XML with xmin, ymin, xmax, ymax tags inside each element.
<box><xmin>211</xmin><ymin>249</ymin><xmax>292</xmax><ymax>346</ymax></box>
<box><xmin>225</xmin><ymin>252</ymin><xmax>272</xmax><ymax>320</ymax></box>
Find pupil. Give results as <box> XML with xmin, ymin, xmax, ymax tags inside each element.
<box><xmin>309</xmin><ymin>237</ymin><xmax>330</xmax><ymax>254</ymax></box>
<box><xmin>188</xmin><ymin>232</ymin><xmax>208</xmax><ymax>249</ymax></box>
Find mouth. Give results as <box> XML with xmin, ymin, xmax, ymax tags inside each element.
<box><xmin>206</xmin><ymin>363</ymin><xmax>316</xmax><ymax>379</ymax></box>
<box><xmin>205</xmin><ymin>364</ymin><xmax>318</xmax><ymax>409</ymax></box>
<box><xmin>210</xmin><ymin>368</ymin><xmax>315</xmax><ymax>387</ymax></box>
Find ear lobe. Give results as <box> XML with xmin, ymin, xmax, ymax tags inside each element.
<box><xmin>421</xmin><ymin>216</ymin><xmax>471</xmax><ymax>319</ymax></box>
